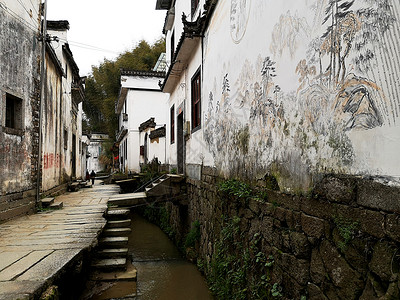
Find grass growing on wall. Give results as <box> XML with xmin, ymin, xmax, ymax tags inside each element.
<box><xmin>218</xmin><ymin>179</ymin><xmax>268</xmax><ymax>203</ymax></box>
<box><xmin>205</xmin><ymin>216</ymin><xmax>282</xmax><ymax>300</ymax></box>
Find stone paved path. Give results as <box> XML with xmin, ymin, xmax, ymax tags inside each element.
<box><xmin>0</xmin><ymin>184</ymin><xmax>119</xmax><ymax>300</ymax></box>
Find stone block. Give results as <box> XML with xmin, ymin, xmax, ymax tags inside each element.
<box><xmin>301</xmin><ymin>214</ymin><xmax>326</xmax><ymax>239</ymax></box>
<box><xmin>358</xmin><ymin>209</ymin><xmax>385</xmax><ymax>238</ymax></box>
<box><xmin>336</xmin><ymin>204</ymin><xmax>385</xmax><ymax>238</ymax></box>
<box><xmin>385</xmin><ymin>214</ymin><xmax>400</xmax><ymax>242</ymax></box>
<box><xmin>310</xmin><ymin>248</ymin><xmax>325</xmax><ymax>284</ymax></box>
<box><xmin>274</xmin><ymin>207</ymin><xmax>287</xmax><ymax>222</ymax></box>
<box><xmin>301</xmin><ymin>197</ymin><xmax>335</xmax><ymax>219</ymax></box>
<box><xmin>359</xmin><ymin>273</ymin><xmax>386</xmax><ymax>300</ymax></box>
<box><xmin>319</xmin><ymin>240</ymin><xmax>363</xmax><ymax>299</ymax></box>
<box><xmin>313</xmin><ymin>175</ymin><xmax>357</xmax><ymax>204</ymax></box>
<box><xmin>369</xmin><ymin>241</ymin><xmax>397</xmax><ymax>282</ymax></box>
<box><xmin>289</xmin><ymin>231</ymin><xmax>310</xmax><ymax>258</ymax></box>
<box><xmin>308</xmin><ymin>282</ymin><xmax>328</xmax><ymax>300</ymax></box>
<box><xmin>286</xmin><ymin>210</ymin><xmax>302</xmax><ymax>231</ymax></box>
<box><xmin>357</xmin><ymin>179</ymin><xmax>400</xmax><ymax>213</ymax></box>
<box><xmin>260</xmin><ymin>202</ymin><xmax>275</xmax><ymax>216</ymax></box>
<box><xmin>267</xmin><ymin>191</ymin><xmax>300</xmax><ymax>211</ymax></box>
<box><xmin>279</xmin><ymin>252</ymin><xmax>310</xmax><ymax>285</ymax></box>
<box><xmin>248</xmin><ymin>198</ymin><xmax>261</xmax><ymax>215</ymax></box>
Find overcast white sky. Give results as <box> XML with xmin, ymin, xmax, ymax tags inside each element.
<box><xmin>47</xmin><ymin>0</ymin><xmax>166</xmax><ymax>76</ymax></box>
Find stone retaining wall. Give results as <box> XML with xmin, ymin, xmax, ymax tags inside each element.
<box><xmin>163</xmin><ymin>167</ymin><xmax>400</xmax><ymax>299</ymax></box>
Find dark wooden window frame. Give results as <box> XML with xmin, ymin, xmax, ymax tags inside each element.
<box><xmin>191</xmin><ymin>67</ymin><xmax>201</xmax><ymax>132</ymax></box>
<box><xmin>170</xmin><ymin>105</ymin><xmax>175</xmax><ymax>144</ymax></box>
<box><xmin>170</xmin><ymin>30</ymin><xmax>175</xmax><ymax>61</ymax></box>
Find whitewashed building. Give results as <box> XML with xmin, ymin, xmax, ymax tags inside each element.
<box><xmin>116</xmin><ymin>70</ymin><xmax>168</xmax><ymax>173</ymax></box>
<box><xmin>156</xmin><ymin>0</ymin><xmax>400</xmax><ymax>190</ymax></box>
<box><xmin>86</xmin><ymin>133</ymin><xmax>109</xmax><ymax>173</ymax></box>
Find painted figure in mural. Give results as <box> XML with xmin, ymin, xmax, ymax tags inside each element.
<box><xmin>230</xmin><ymin>0</ymin><xmax>251</xmax><ymax>43</ymax></box>
<box><xmin>90</xmin><ymin>170</ymin><xmax>96</xmax><ymax>185</ymax></box>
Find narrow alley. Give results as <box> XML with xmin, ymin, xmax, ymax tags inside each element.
<box><xmin>0</xmin><ymin>184</ymin><xmax>118</xmax><ymax>299</ymax></box>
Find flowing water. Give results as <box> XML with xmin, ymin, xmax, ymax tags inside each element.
<box><xmin>87</xmin><ymin>213</ymin><xmax>213</xmax><ymax>300</ymax></box>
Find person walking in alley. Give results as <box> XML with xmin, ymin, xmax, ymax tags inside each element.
<box><xmin>90</xmin><ymin>170</ymin><xmax>96</xmax><ymax>185</ymax></box>
<box><xmin>86</xmin><ymin>170</ymin><xmax>90</xmax><ymax>181</ymax></box>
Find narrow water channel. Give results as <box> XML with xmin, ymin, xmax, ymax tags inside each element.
<box><xmin>87</xmin><ymin>213</ymin><xmax>213</xmax><ymax>300</ymax></box>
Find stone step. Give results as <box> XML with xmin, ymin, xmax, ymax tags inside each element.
<box><xmin>105</xmin><ymin>209</ymin><xmax>130</xmax><ymax>219</ymax></box>
<box><xmin>68</xmin><ymin>182</ymin><xmax>80</xmax><ymax>192</ymax></box>
<box><xmin>103</xmin><ymin>228</ymin><xmax>131</xmax><ymax>237</ymax></box>
<box><xmin>108</xmin><ymin>193</ymin><xmax>147</xmax><ymax>207</ymax></box>
<box><xmin>90</xmin><ymin>263</ymin><xmax>137</xmax><ymax>282</ymax></box>
<box><xmin>49</xmin><ymin>202</ymin><xmax>63</xmax><ymax>210</ymax></box>
<box><xmin>97</xmin><ymin>248</ymin><xmax>128</xmax><ymax>258</ymax></box>
<box><xmin>107</xmin><ymin>219</ymin><xmax>131</xmax><ymax>228</ymax></box>
<box><xmin>41</xmin><ymin>197</ymin><xmax>54</xmax><ymax>208</ymax></box>
<box><xmin>99</xmin><ymin>237</ymin><xmax>128</xmax><ymax>248</ymax></box>
<box><xmin>91</xmin><ymin>258</ymin><xmax>127</xmax><ymax>272</ymax></box>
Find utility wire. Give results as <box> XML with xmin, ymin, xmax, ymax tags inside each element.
<box><xmin>0</xmin><ymin>1</ymin><xmax>39</xmax><ymax>33</ymax></box>
<box><xmin>27</xmin><ymin>0</ymin><xmax>39</xmax><ymax>15</ymax></box>
<box><xmin>57</xmin><ymin>37</ymin><xmax>120</xmax><ymax>55</ymax></box>
<box><xmin>16</xmin><ymin>0</ymin><xmax>35</xmax><ymax>19</ymax></box>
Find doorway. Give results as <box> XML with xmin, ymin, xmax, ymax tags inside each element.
<box><xmin>177</xmin><ymin>113</ymin><xmax>184</xmax><ymax>174</ymax></box>
<box><xmin>72</xmin><ymin>134</ymin><xmax>76</xmax><ymax>178</ymax></box>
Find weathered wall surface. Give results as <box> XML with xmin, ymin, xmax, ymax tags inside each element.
<box><xmin>200</xmin><ymin>0</ymin><xmax>400</xmax><ymax>191</ymax></box>
<box><xmin>0</xmin><ymin>0</ymin><xmax>41</xmax><ymax>221</ymax></box>
<box><xmin>161</xmin><ymin>168</ymin><xmax>400</xmax><ymax>299</ymax></box>
<box><xmin>41</xmin><ymin>53</ymin><xmax>64</xmax><ymax>191</ymax></box>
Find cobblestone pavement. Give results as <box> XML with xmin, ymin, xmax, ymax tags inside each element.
<box><xmin>0</xmin><ymin>183</ymin><xmax>119</xmax><ymax>300</ymax></box>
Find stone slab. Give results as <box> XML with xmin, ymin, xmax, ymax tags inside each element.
<box><xmin>0</xmin><ymin>280</ymin><xmax>43</xmax><ymax>299</ymax></box>
<box><xmin>103</xmin><ymin>228</ymin><xmax>131</xmax><ymax>237</ymax></box>
<box><xmin>0</xmin><ymin>250</ymin><xmax>53</xmax><ymax>281</ymax></box>
<box><xmin>16</xmin><ymin>249</ymin><xmax>81</xmax><ymax>281</ymax></box>
<box><xmin>41</xmin><ymin>198</ymin><xmax>54</xmax><ymax>207</ymax></box>
<box><xmin>107</xmin><ymin>219</ymin><xmax>131</xmax><ymax>228</ymax></box>
<box><xmin>99</xmin><ymin>237</ymin><xmax>128</xmax><ymax>247</ymax></box>
<box><xmin>109</xmin><ymin>192</ymin><xmax>146</xmax><ymax>201</ymax></box>
<box><xmin>106</xmin><ymin>209</ymin><xmax>130</xmax><ymax>219</ymax></box>
<box><xmin>97</xmin><ymin>248</ymin><xmax>128</xmax><ymax>258</ymax></box>
<box><xmin>90</xmin><ymin>263</ymin><xmax>137</xmax><ymax>282</ymax></box>
<box><xmin>49</xmin><ymin>202</ymin><xmax>63</xmax><ymax>209</ymax></box>
<box><xmin>92</xmin><ymin>258</ymin><xmax>127</xmax><ymax>271</ymax></box>
<box><xmin>0</xmin><ymin>251</ymin><xmax>31</xmax><ymax>272</ymax></box>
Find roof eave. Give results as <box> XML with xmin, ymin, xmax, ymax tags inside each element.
<box><xmin>116</xmin><ymin>87</ymin><xmax>128</xmax><ymax>114</ymax></box>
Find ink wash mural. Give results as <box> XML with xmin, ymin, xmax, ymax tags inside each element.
<box><xmin>203</xmin><ymin>0</ymin><xmax>400</xmax><ymax>191</ymax></box>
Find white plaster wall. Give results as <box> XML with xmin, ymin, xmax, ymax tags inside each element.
<box><xmin>121</xmin><ymin>76</ymin><xmax>162</xmax><ymax>90</ymax></box>
<box><xmin>184</xmin><ymin>42</ymin><xmax>215</xmax><ymax>167</ymax></box>
<box><xmin>127</xmin><ymin>131</ymin><xmax>140</xmax><ymax>172</ymax></box>
<box><xmin>149</xmin><ymin>135</ymin><xmax>166</xmax><ymax>164</ymax></box>
<box><xmin>2</xmin><ymin>0</ymin><xmax>40</xmax><ymax>29</ymax></box>
<box><xmin>166</xmin><ymin>79</ymin><xmax>183</xmax><ymax>167</ymax></box>
<box><xmin>125</xmin><ymin>89</ymin><xmax>167</xmax><ymax>172</ymax></box>
<box><xmin>198</xmin><ymin>0</ymin><xmax>400</xmax><ymax>190</ymax></box>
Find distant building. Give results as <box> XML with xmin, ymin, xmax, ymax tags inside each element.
<box><xmin>86</xmin><ymin>133</ymin><xmax>110</xmax><ymax>173</ymax></box>
<box><xmin>115</xmin><ymin>69</ymin><xmax>168</xmax><ymax>173</ymax></box>
<box><xmin>41</xmin><ymin>20</ymin><xmax>85</xmax><ymax>193</ymax></box>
